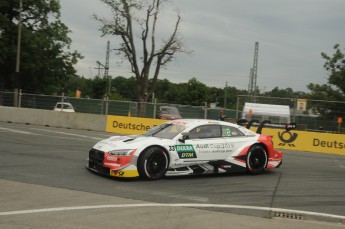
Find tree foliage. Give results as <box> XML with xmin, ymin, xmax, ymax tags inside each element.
<box><xmin>0</xmin><ymin>0</ymin><xmax>82</xmax><ymax>93</ymax></box>
<box><xmin>307</xmin><ymin>44</ymin><xmax>345</xmax><ymax>117</ymax></box>
<box><xmin>321</xmin><ymin>44</ymin><xmax>345</xmax><ymax>95</ymax></box>
<box><xmin>94</xmin><ymin>0</ymin><xmax>190</xmax><ymax>116</ymax></box>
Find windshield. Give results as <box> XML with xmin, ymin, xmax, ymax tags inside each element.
<box><xmin>56</xmin><ymin>103</ymin><xmax>73</xmax><ymax>109</ymax></box>
<box><xmin>160</xmin><ymin>107</ymin><xmax>180</xmax><ymax>115</ymax></box>
<box><xmin>143</xmin><ymin>123</ymin><xmax>186</xmax><ymax>139</ymax></box>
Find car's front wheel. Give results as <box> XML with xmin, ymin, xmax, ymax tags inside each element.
<box><xmin>138</xmin><ymin>147</ymin><xmax>169</xmax><ymax>180</ymax></box>
<box><xmin>246</xmin><ymin>145</ymin><xmax>268</xmax><ymax>175</ymax></box>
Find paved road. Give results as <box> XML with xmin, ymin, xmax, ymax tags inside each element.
<box><xmin>0</xmin><ymin>121</ymin><xmax>344</xmax><ymax>228</ymax></box>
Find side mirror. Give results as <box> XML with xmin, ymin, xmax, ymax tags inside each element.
<box><xmin>178</xmin><ymin>131</ymin><xmax>190</xmax><ymax>143</ymax></box>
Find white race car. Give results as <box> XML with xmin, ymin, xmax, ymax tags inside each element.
<box><xmin>87</xmin><ymin>119</ymin><xmax>283</xmax><ymax>180</ymax></box>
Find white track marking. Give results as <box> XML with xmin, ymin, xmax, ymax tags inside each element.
<box><xmin>0</xmin><ymin>127</ymin><xmax>38</xmax><ymax>135</ymax></box>
<box><xmin>332</xmin><ymin>155</ymin><xmax>345</xmax><ymax>169</ymax></box>
<box><xmin>29</xmin><ymin>128</ymin><xmax>103</xmax><ymax>140</ymax></box>
<box><xmin>0</xmin><ymin>203</ymin><xmax>344</xmax><ymax>220</ymax></box>
<box><xmin>0</xmin><ymin>126</ymin><xmax>104</xmax><ymax>141</ymax></box>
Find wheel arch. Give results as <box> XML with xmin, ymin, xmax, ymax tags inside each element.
<box><xmin>247</xmin><ymin>142</ymin><xmax>269</xmax><ymax>156</ymax></box>
<box><xmin>137</xmin><ymin>145</ymin><xmax>171</xmax><ymax>166</ymax></box>
<box><xmin>256</xmin><ymin>142</ymin><xmax>268</xmax><ymax>155</ymax></box>
<box><xmin>246</xmin><ymin>143</ymin><xmax>269</xmax><ymax>174</ymax></box>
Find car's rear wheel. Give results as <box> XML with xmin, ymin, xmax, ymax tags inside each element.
<box><xmin>138</xmin><ymin>147</ymin><xmax>169</xmax><ymax>180</ymax></box>
<box><xmin>246</xmin><ymin>145</ymin><xmax>268</xmax><ymax>175</ymax></box>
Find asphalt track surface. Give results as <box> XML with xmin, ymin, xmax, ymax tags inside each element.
<box><xmin>0</xmin><ymin>121</ymin><xmax>345</xmax><ymax>228</ymax></box>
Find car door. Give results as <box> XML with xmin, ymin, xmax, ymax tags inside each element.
<box><xmin>221</xmin><ymin>125</ymin><xmax>256</xmax><ymax>157</ymax></box>
<box><xmin>181</xmin><ymin>124</ymin><xmax>228</xmax><ymax>161</ymax></box>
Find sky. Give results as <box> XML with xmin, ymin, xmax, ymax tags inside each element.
<box><xmin>59</xmin><ymin>0</ymin><xmax>345</xmax><ymax>92</ymax></box>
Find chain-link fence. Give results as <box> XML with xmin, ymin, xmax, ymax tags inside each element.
<box><xmin>0</xmin><ymin>91</ymin><xmax>237</xmax><ymax>121</ymax></box>
<box><xmin>1</xmin><ymin>91</ymin><xmax>344</xmax><ymax>133</ymax></box>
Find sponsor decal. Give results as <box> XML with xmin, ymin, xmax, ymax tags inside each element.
<box><xmin>261</xmin><ymin>128</ymin><xmax>345</xmax><ymax>156</ymax></box>
<box><xmin>113</xmin><ymin>121</ymin><xmax>152</xmax><ymax>132</ymax></box>
<box><xmin>175</xmin><ymin>144</ymin><xmax>197</xmax><ymax>158</ymax></box>
<box><xmin>194</xmin><ymin>143</ymin><xmax>235</xmax><ymax>154</ymax></box>
<box><xmin>171</xmin><ymin>121</ymin><xmax>188</xmax><ymax>125</ymax></box>
<box><xmin>313</xmin><ymin>139</ymin><xmax>345</xmax><ymax>149</ymax></box>
<box><xmin>110</xmin><ymin>169</ymin><xmax>139</xmax><ymax>177</ymax></box>
<box><xmin>195</xmin><ymin>143</ymin><xmax>234</xmax><ymax>149</ymax></box>
<box><xmin>278</xmin><ymin>131</ymin><xmax>298</xmax><ymax>147</ymax></box>
<box><xmin>106</xmin><ymin>115</ymin><xmax>166</xmax><ymax>134</ymax></box>
<box><xmin>106</xmin><ymin>157</ymin><xmax>118</xmax><ymax>162</ymax></box>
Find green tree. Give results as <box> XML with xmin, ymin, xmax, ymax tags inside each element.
<box><xmin>224</xmin><ymin>86</ymin><xmax>240</xmax><ymax>109</ymax></box>
<box><xmin>111</xmin><ymin>76</ymin><xmax>136</xmax><ymax>100</ymax></box>
<box><xmin>94</xmin><ymin>0</ymin><xmax>190</xmax><ymax>117</ymax></box>
<box><xmin>207</xmin><ymin>87</ymin><xmax>223</xmax><ymax>107</ymax></box>
<box><xmin>180</xmin><ymin>78</ymin><xmax>208</xmax><ymax>106</ymax></box>
<box><xmin>90</xmin><ymin>76</ymin><xmax>107</xmax><ymax>99</ymax></box>
<box><xmin>149</xmin><ymin>78</ymin><xmax>173</xmax><ymax>103</ymax></box>
<box><xmin>321</xmin><ymin>44</ymin><xmax>345</xmax><ymax>94</ymax></box>
<box><xmin>307</xmin><ymin>44</ymin><xmax>345</xmax><ymax>117</ymax></box>
<box><xmin>0</xmin><ymin>0</ymin><xmax>82</xmax><ymax>93</ymax></box>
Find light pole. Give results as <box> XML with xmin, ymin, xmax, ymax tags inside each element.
<box><xmin>14</xmin><ymin>0</ymin><xmax>23</xmax><ymax>107</ymax></box>
<box><xmin>96</xmin><ymin>61</ymin><xmax>111</xmax><ymax>115</ymax></box>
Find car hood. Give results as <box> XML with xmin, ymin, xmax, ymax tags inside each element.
<box><xmin>93</xmin><ymin>135</ymin><xmax>168</xmax><ymax>152</ymax></box>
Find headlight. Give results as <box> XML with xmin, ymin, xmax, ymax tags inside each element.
<box><xmin>108</xmin><ymin>149</ymin><xmax>134</xmax><ymax>156</ymax></box>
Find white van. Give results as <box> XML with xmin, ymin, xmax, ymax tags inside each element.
<box><xmin>242</xmin><ymin>102</ymin><xmax>290</xmax><ymax>123</ymax></box>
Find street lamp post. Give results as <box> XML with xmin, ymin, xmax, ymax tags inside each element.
<box><xmin>14</xmin><ymin>0</ymin><xmax>23</xmax><ymax>107</ymax></box>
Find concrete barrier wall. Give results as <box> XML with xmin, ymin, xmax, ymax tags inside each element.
<box><xmin>0</xmin><ymin>106</ymin><xmax>106</xmax><ymax>132</ymax></box>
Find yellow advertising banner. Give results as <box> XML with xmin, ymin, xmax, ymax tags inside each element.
<box><xmin>105</xmin><ymin>116</ymin><xmax>345</xmax><ymax>156</ymax></box>
<box><xmin>259</xmin><ymin>128</ymin><xmax>345</xmax><ymax>156</ymax></box>
<box><xmin>106</xmin><ymin>115</ymin><xmax>167</xmax><ymax>135</ymax></box>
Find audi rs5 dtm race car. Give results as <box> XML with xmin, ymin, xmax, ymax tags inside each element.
<box><xmin>87</xmin><ymin>119</ymin><xmax>285</xmax><ymax>180</ymax></box>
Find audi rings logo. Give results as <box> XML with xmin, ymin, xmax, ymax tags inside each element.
<box><xmin>278</xmin><ymin>131</ymin><xmax>298</xmax><ymax>147</ymax></box>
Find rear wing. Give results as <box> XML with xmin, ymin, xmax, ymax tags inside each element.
<box><xmin>236</xmin><ymin>119</ymin><xmax>296</xmax><ymax>134</ymax></box>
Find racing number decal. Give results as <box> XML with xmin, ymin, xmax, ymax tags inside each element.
<box><xmin>225</xmin><ymin>128</ymin><xmax>231</xmax><ymax>137</ymax></box>
<box><xmin>169</xmin><ymin>145</ymin><xmax>175</xmax><ymax>151</ymax></box>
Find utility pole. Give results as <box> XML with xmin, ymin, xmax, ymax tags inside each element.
<box><xmin>105</xmin><ymin>41</ymin><xmax>110</xmax><ymax>95</ymax></box>
<box><xmin>95</xmin><ymin>61</ymin><xmax>102</xmax><ymax>77</ymax></box>
<box><xmin>248</xmin><ymin>42</ymin><xmax>259</xmax><ymax>102</ymax></box>
<box><xmin>248</xmin><ymin>68</ymin><xmax>253</xmax><ymax>93</ymax></box>
<box><xmin>97</xmin><ymin>41</ymin><xmax>111</xmax><ymax>115</ymax></box>
<box><xmin>14</xmin><ymin>0</ymin><xmax>23</xmax><ymax>107</ymax></box>
<box><xmin>252</xmin><ymin>42</ymin><xmax>259</xmax><ymax>100</ymax></box>
<box><xmin>95</xmin><ymin>41</ymin><xmax>111</xmax><ymax>95</ymax></box>
<box><xmin>224</xmin><ymin>81</ymin><xmax>228</xmax><ymax>108</ymax></box>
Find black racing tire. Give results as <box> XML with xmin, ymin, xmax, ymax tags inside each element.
<box><xmin>137</xmin><ymin>147</ymin><xmax>169</xmax><ymax>180</ymax></box>
<box><xmin>246</xmin><ymin>145</ymin><xmax>268</xmax><ymax>175</ymax></box>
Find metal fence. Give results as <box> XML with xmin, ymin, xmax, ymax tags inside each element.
<box><xmin>1</xmin><ymin>91</ymin><xmax>344</xmax><ymax>133</ymax></box>
<box><xmin>236</xmin><ymin>95</ymin><xmax>345</xmax><ymax>133</ymax></box>
<box><xmin>0</xmin><ymin>91</ymin><xmax>237</xmax><ymax>121</ymax></box>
